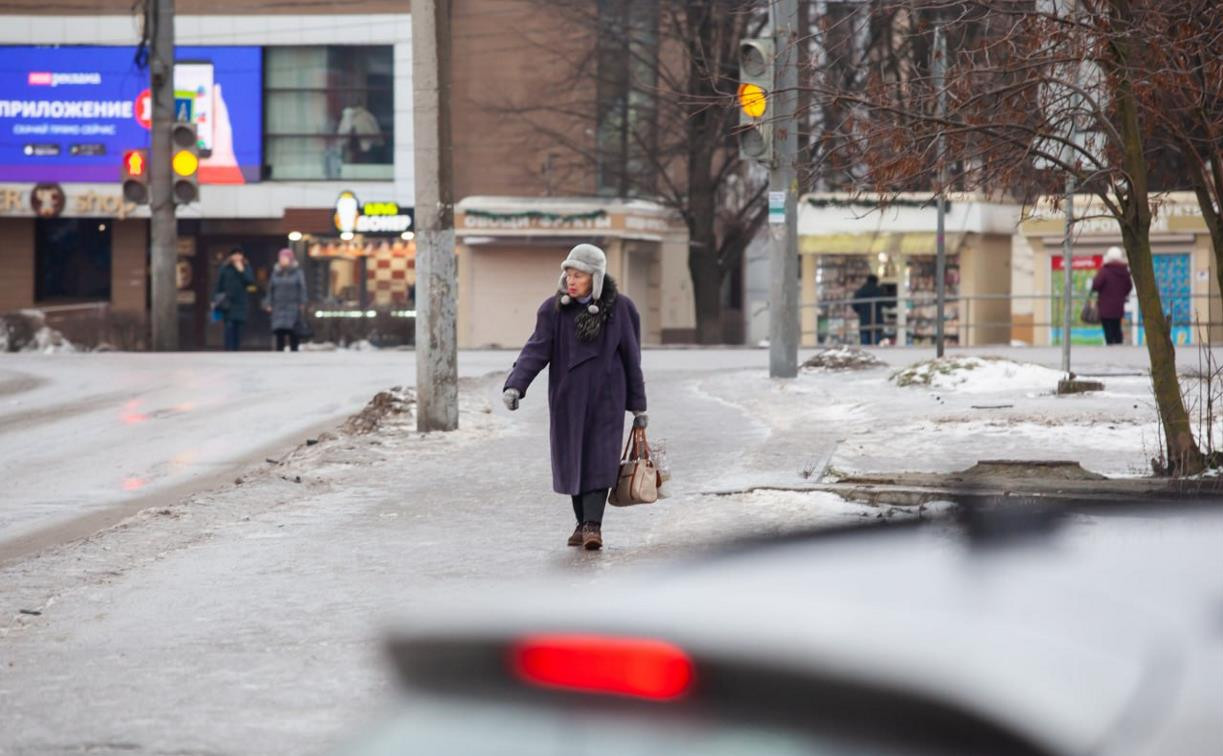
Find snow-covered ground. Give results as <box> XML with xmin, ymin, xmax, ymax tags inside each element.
<box><xmin>1</xmin><ymin>344</ymin><xmax>1219</xmax><ymax>754</ymax></box>
<box><xmin>699</xmin><ymin>351</ymin><xmax>1212</xmax><ymax>479</ymax></box>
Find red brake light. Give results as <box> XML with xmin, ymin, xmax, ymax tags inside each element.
<box><xmin>510</xmin><ymin>634</ymin><xmax>694</xmax><ymax>701</ymax></box>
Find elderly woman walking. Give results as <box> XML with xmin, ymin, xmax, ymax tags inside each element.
<box><xmin>266</xmin><ymin>248</ymin><xmax>308</xmax><ymax>352</ymax></box>
<box><xmin>1091</xmin><ymin>246</ymin><xmax>1133</xmax><ymax>345</ymax></box>
<box><xmin>503</xmin><ymin>244</ymin><xmax>647</xmax><ymax>550</ymax></box>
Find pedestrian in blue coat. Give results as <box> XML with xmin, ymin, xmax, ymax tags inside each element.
<box><xmin>503</xmin><ymin>244</ymin><xmax>648</xmax><ymax>551</ymax></box>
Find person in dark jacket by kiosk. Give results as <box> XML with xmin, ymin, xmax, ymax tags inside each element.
<box><xmin>1092</xmin><ymin>246</ymin><xmax>1133</xmax><ymax>345</ymax></box>
<box><xmin>214</xmin><ymin>249</ymin><xmax>255</xmax><ymax>351</ymax></box>
<box><xmin>265</xmin><ymin>248</ymin><xmax>308</xmax><ymax>352</ymax></box>
<box><xmin>502</xmin><ymin>243</ymin><xmax>648</xmax><ymax>551</ymax></box>
<box><xmin>852</xmin><ymin>274</ymin><xmax>887</xmax><ymax>345</ymax></box>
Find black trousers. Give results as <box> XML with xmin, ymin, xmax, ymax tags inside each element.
<box><xmin>274</xmin><ymin>328</ymin><xmax>300</xmax><ymax>352</ymax></box>
<box><xmin>571</xmin><ymin>489</ymin><xmax>609</xmax><ymax>525</ymax></box>
<box><xmin>1101</xmin><ymin>318</ymin><xmax>1123</xmax><ymax>345</ymax></box>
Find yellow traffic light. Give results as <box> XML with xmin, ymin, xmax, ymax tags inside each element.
<box><xmin>738</xmin><ymin>83</ymin><xmax>767</xmax><ymax>119</ymax></box>
<box><xmin>737</xmin><ymin>38</ymin><xmax>774</xmax><ymax>163</ymax></box>
<box><xmin>170</xmin><ymin>121</ymin><xmax>200</xmax><ymax>204</ymax></box>
<box><xmin>172</xmin><ymin>149</ymin><xmax>199</xmax><ymax>177</ymax></box>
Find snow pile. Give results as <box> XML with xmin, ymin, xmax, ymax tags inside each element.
<box><xmin>0</xmin><ymin>310</ymin><xmax>76</xmax><ymax>354</ymax></box>
<box><xmin>301</xmin><ymin>341</ymin><xmax>338</xmax><ymax>352</ymax></box>
<box><xmin>342</xmin><ymin>385</ymin><xmax>415</xmax><ymax>434</ymax></box>
<box><xmin>893</xmin><ymin>356</ymin><xmax>1062</xmax><ymax>393</ymax></box>
<box><xmin>28</xmin><ymin>326</ymin><xmax>77</xmax><ymax>354</ymax></box>
<box><xmin>301</xmin><ymin>340</ymin><xmax>381</xmax><ymax>352</ymax></box>
<box><xmin>801</xmin><ymin>347</ymin><xmax>885</xmax><ymax>372</ymax></box>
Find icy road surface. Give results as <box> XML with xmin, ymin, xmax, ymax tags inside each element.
<box><xmin>0</xmin><ymin>351</ymin><xmax>512</xmax><ymax>554</ymax></box>
<box><xmin>0</xmin><ymin>345</ymin><xmax>1217</xmax><ymax>754</ymax></box>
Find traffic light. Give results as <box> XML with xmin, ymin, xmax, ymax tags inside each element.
<box><xmin>121</xmin><ymin>149</ymin><xmax>149</xmax><ymax>204</ymax></box>
<box><xmin>171</xmin><ymin>122</ymin><xmax>199</xmax><ymax>204</ymax></box>
<box><xmin>737</xmin><ymin>38</ymin><xmax>774</xmax><ymax>164</ymax></box>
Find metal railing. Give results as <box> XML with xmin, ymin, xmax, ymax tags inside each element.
<box><xmin>804</xmin><ymin>293</ymin><xmax>1222</xmax><ymax>346</ymax></box>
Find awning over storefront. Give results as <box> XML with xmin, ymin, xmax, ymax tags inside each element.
<box><xmin>799</xmin><ymin>232</ymin><xmax>964</xmax><ymax>256</ymax></box>
<box><xmin>308</xmin><ymin>238</ymin><xmax>415</xmax><ymax>258</ymax></box>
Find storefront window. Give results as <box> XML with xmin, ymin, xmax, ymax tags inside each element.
<box><xmin>35</xmin><ymin>219</ymin><xmax>111</xmax><ymax>303</ymax></box>
<box><xmin>265</xmin><ymin>46</ymin><xmax>394</xmax><ymax>180</ymax></box>
<box><xmin>307</xmin><ymin>238</ymin><xmax>416</xmax><ymax>308</ymax></box>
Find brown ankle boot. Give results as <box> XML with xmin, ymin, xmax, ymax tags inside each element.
<box><xmin>567</xmin><ymin>523</ymin><xmax>584</xmax><ymax>547</ymax></box>
<box><xmin>581</xmin><ymin>522</ymin><xmax>602</xmax><ymax>550</ymax></box>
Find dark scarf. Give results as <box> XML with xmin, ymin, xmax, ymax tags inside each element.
<box><xmin>557</xmin><ymin>275</ymin><xmax>618</xmax><ymax>342</ymax></box>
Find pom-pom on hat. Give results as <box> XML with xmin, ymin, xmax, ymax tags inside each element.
<box><xmin>558</xmin><ymin>243</ymin><xmax>607</xmax><ymax>314</ymax></box>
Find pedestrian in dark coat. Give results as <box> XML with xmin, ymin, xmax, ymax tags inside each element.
<box><xmin>1092</xmin><ymin>246</ymin><xmax>1133</xmax><ymax>345</ymax></box>
<box><xmin>213</xmin><ymin>249</ymin><xmax>254</xmax><ymax>351</ymax></box>
<box><xmin>503</xmin><ymin>243</ymin><xmax>648</xmax><ymax>551</ymax></box>
<box><xmin>266</xmin><ymin>248</ymin><xmax>308</xmax><ymax>352</ymax></box>
<box><xmin>852</xmin><ymin>274</ymin><xmax>886</xmax><ymax>345</ymax></box>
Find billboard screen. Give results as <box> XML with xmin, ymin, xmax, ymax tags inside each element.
<box><xmin>0</xmin><ymin>46</ymin><xmax>261</xmax><ymax>184</ymax></box>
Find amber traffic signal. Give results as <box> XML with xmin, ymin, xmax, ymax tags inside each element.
<box><xmin>737</xmin><ymin>38</ymin><xmax>774</xmax><ymax>164</ymax></box>
<box><xmin>121</xmin><ymin>149</ymin><xmax>149</xmax><ymax>204</ymax></box>
<box><xmin>171</xmin><ymin>122</ymin><xmax>199</xmax><ymax>204</ymax></box>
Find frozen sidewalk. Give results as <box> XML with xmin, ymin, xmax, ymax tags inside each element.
<box><xmin>1</xmin><ymin>345</ymin><xmax>1218</xmax><ymax>754</ymax></box>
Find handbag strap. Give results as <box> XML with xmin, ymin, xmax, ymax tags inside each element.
<box><xmin>632</xmin><ymin>427</ymin><xmax>650</xmax><ymax>462</ymax></box>
<box><xmin>620</xmin><ymin>430</ymin><xmax>635</xmax><ymax>462</ymax></box>
<box><xmin>621</xmin><ymin>427</ymin><xmax>652</xmax><ymax>462</ymax></box>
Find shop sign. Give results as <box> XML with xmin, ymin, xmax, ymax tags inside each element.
<box><xmin>461</xmin><ymin>209</ymin><xmax>612</xmax><ymax>232</ymax></box>
<box><xmin>334</xmin><ymin>190</ymin><xmax>414</xmax><ymax>235</ymax></box>
<box><xmin>0</xmin><ymin>184</ymin><xmax>136</xmax><ymax>218</ymax></box>
<box><xmin>30</xmin><ymin>182</ymin><xmax>65</xmax><ymax>217</ymax></box>
<box><xmin>1051</xmin><ymin>254</ymin><xmax>1103</xmax><ymax>271</ymax></box>
<box><xmin>623</xmin><ymin>214</ymin><xmax>670</xmax><ymax>233</ymax></box>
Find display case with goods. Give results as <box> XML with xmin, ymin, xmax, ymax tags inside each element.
<box><xmin>906</xmin><ymin>255</ymin><xmax>960</xmax><ymax>346</ymax></box>
<box><xmin>814</xmin><ymin>254</ymin><xmax>900</xmax><ymax>345</ymax></box>
<box><xmin>815</xmin><ymin>254</ymin><xmax>870</xmax><ymax>345</ymax></box>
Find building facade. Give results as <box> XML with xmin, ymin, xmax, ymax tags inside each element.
<box><xmin>1016</xmin><ymin>192</ymin><xmax>1221</xmax><ymax>347</ymax></box>
<box><xmin>794</xmin><ymin>194</ymin><xmax>1019</xmax><ymax>347</ymax></box>
<box><xmin>0</xmin><ymin>1</ymin><xmax>694</xmax><ymax>350</ymax></box>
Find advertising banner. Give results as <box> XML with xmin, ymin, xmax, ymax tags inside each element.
<box><xmin>0</xmin><ymin>46</ymin><xmax>261</xmax><ymax>184</ymax></box>
<box><xmin>1051</xmin><ymin>254</ymin><xmax>1104</xmax><ymax>345</ymax></box>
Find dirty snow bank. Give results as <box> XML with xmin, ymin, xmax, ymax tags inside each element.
<box><xmin>893</xmin><ymin>356</ymin><xmax>1064</xmax><ymax>393</ymax></box>
<box><xmin>0</xmin><ymin>310</ymin><xmax>77</xmax><ymax>354</ymax></box>
<box><xmin>802</xmin><ymin>347</ymin><xmax>886</xmax><ymax>372</ymax></box>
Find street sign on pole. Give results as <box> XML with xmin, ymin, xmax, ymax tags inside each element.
<box><xmin>768</xmin><ymin>191</ymin><xmax>786</xmax><ymax>225</ymax></box>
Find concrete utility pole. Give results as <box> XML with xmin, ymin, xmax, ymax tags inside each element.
<box><xmin>768</xmin><ymin>0</ymin><xmax>799</xmax><ymax>379</ymax></box>
<box><xmin>1061</xmin><ymin>177</ymin><xmax>1075</xmax><ymax>373</ymax></box>
<box><xmin>148</xmin><ymin>0</ymin><xmax>178</xmax><ymax>351</ymax></box>
<box><xmin>411</xmin><ymin>0</ymin><xmax>459</xmax><ymax>431</ymax></box>
<box><xmin>933</xmin><ymin>24</ymin><xmax>947</xmax><ymax>359</ymax></box>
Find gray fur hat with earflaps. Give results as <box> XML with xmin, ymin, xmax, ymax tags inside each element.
<box><xmin>558</xmin><ymin>243</ymin><xmax>607</xmax><ymax>314</ymax></box>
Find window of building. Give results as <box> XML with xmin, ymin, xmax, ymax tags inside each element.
<box><xmin>264</xmin><ymin>46</ymin><xmax>394</xmax><ymax>181</ymax></box>
<box><xmin>35</xmin><ymin>218</ymin><xmax>111</xmax><ymax>303</ymax></box>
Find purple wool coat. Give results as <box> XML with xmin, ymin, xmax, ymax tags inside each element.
<box><xmin>1092</xmin><ymin>262</ymin><xmax>1133</xmax><ymax>319</ymax></box>
<box><xmin>505</xmin><ymin>279</ymin><xmax>647</xmax><ymax>496</ymax></box>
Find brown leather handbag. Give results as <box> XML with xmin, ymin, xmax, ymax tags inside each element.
<box><xmin>608</xmin><ymin>427</ymin><xmax>661</xmax><ymax>506</ymax></box>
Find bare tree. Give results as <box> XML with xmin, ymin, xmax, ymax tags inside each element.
<box><xmin>803</xmin><ymin>0</ymin><xmax>1207</xmax><ymax>474</ymax></box>
<box><xmin>1138</xmin><ymin>1</ymin><xmax>1223</xmax><ymax>305</ymax></box>
<box><xmin>494</xmin><ymin>0</ymin><xmax>768</xmax><ymax>343</ymax></box>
